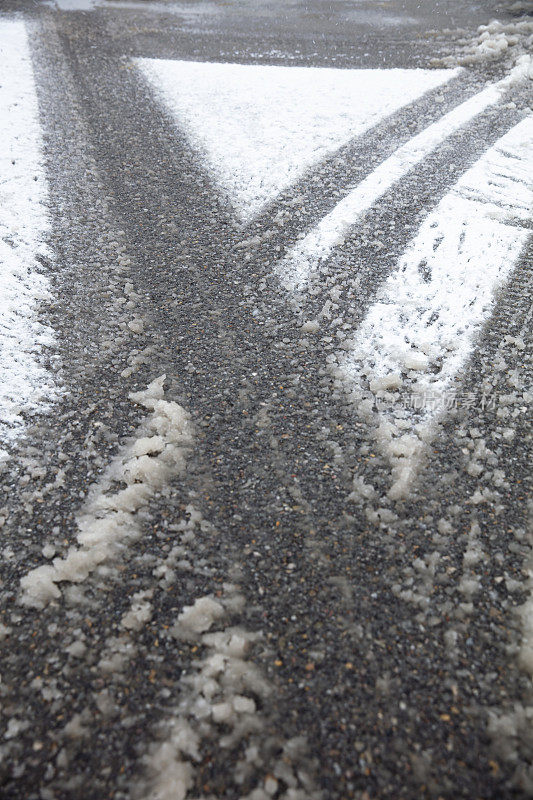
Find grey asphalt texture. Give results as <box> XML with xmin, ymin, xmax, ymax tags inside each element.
<box><xmin>0</xmin><ymin>1</ymin><xmax>532</xmax><ymax>798</ymax></box>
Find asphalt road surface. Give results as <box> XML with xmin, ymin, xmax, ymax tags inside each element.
<box><xmin>0</xmin><ymin>1</ymin><xmax>532</xmax><ymax>798</ymax></box>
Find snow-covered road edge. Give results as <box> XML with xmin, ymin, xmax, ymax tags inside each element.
<box><xmin>0</xmin><ymin>20</ymin><xmax>59</xmax><ymax>453</ymax></box>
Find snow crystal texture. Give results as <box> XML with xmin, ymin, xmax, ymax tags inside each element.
<box><xmin>136</xmin><ymin>60</ymin><xmax>455</xmax><ymax>222</ymax></box>
<box><xmin>0</xmin><ymin>20</ymin><xmax>58</xmax><ymax>448</ymax></box>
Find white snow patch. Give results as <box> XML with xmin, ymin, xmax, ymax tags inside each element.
<box><xmin>280</xmin><ymin>59</ymin><xmax>530</xmax><ymax>291</ymax></box>
<box><xmin>348</xmin><ymin>475</ymin><xmax>376</xmax><ymax>503</ymax></box>
<box><xmin>0</xmin><ymin>20</ymin><xmax>59</xmax><ymax>444</ymax></box>
<box><xmin>301</xmin><ymin>319</ymin><xmax>321</xmax><ymax>334</ymax></box>
<box><xmin>136</xmin><ymin>59</ymin><xmax>455</xmax><ymax>223</ymax></box>
<box><xmin>173</xmin><ymin>596</ymin><xmax>225</xmax><ymax>637</ymax></box>
<box><xmin>369</xmin><ymin>373</ymin><xmax>402</xmax><ymax>392</ymax></box>
<box><xmin>66</xmin><ymin>639</ymin><xmax>87</xmax><ymax>658</ymax></box>
<box><xmin>121</xmin><ymin>590</ymin><xmax>153</xmax><ymax>631</ymax></box>
<box><xmin>338</xmin><ymin>115</ymin><xmax>532</xmax><ymax>499</ymax></box>
<box><xmin>19</xmin><ymin>376</ymin><xmax>193</xmax><ymax>608</ymax></box>
<box><xmin>5</xmin><ymin>718</ymin><xmax>30</xmax><ymax>739</ymax></box>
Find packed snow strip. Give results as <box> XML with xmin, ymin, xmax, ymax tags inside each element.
<box><xmin>280</xmin><ymin>56</ymin><xmax>532</xmax><ymax>291</ymax></box>
<box><xmin>136</xmin><ymin>58</ymin><xmax>455</xmax><ymax>223</ymax></box>
<box><xmin>135</xmin><ymin>588</ymin><xmax>322</xmax><ymax>800</ymax></box>
<box><xmin>20</xmin><ymin>376</ymin><xmax>193</xmax><ymax>608</ymax></box>
<box><xmin>0</xmin><ymin>20</ymin><xmax>58</xmax><ymax>448</ymax></box>
<box><xmin>338</xmin><ymin>115</ymin><xmax>532</xmax><ymax>500</ymax></box>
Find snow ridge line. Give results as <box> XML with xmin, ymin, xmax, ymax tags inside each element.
<box><xmin>0</xmin><ymin>19</ymin><xmax>59</xmax><ymax>453</ymax></box>
<box><xmin>20</xmin><ymin>375</ymin><xmax>193</xmax><ymax>608</ymax></box>
<box><xmin>279</xmin><ymin>55</ymin><xmax>532</xmax><ymax>292</ymax></box>
<box><xmin>134</xmin><ymin>587</ymin><xmax>322</xmax><ymax>800</ymax></box>
<box><xmin>335</xmin><ymin>115</ymin><xmax>532</xmax><ymax>500</ymax></box>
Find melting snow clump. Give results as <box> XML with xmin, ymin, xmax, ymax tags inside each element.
<box><xmin>19</xmin><ymin>376</ymin><xmax>193</xmax><ymax>608</ymax></box>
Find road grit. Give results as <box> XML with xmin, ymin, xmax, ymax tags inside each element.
<box><xmin>0</xmin><ymin>8</ymin><xmax>532</xmax><ymax>800</ymax></box>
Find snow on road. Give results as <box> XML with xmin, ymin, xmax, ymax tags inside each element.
<box><xmin>136</xmin><ymin>586</ymin><xmax>322</xmax><ymax>800</ymax></box>
<box><xmin>134</xmin><ymin>54</ymin><xmax>531</xmax><ymax>506</ymax></box>
<box><xmin>20</xmin><ymin>375</ymin><xmax>193</xmax><ymax>607</ymax></box>
<box><xmin>280</xmin><ymin>56</ymin><xmax>532</xmax><ymax>291</ymax></box>
<box><xmin>0</xmin><ymin>20</ymin><xmax>58</xmax><ymax>455</ymax></box>
<box><xmin>336</xmin><ymin>115</ymin><xmax>532</xmax><ymax>499</ymax></box>
<box><xmin>19</xmin><ymin>369</ymin><xmax>319</xmax><ymax>798</ymax></box>
<box><xmin>136</xmin><ymin>59</ymin><xmax>456</xmax><ymax>223</ymax></box>
<box><xmin>431</xmin><ymin>19</ymin><xmax>533</xmax><ymax>68</ymax></box>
